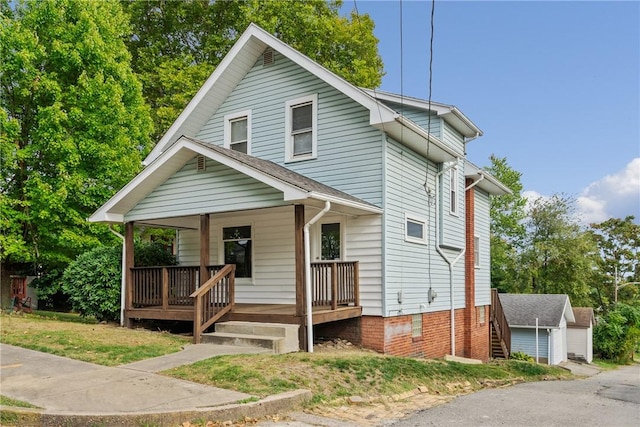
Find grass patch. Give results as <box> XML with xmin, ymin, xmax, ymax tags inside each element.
<box><xmin>0</xmin><ymin>395</ymin><xmax>40</xmax><ymax>408</ymax></box>
<box><xmin>0</xmin><ymin>311</ymin><xmax>189</xmax><ymax>366</ymax></box>
<box><xmin>164</xmin><ymin>352</ymin><xmax>572</xmax><ymax>406</ymax></box>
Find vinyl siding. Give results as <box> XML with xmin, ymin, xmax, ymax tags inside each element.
<box><xmin>383</xmin><ymin>138</ymin><xmax>466</xmax><ymax>316</ymax></box>
<box><xmin>474</xmin><ymin>189</ymin><xmax>491</xmax><ymax>306</ymax></box>
<box><xmin>442</xmin><ymin>120</ymin><xmax>465</xmax><ymax>155</ymax></box>
<box><xmin>195</xmin><ymin>50</ymin><xmax>384</xmax><ymax>206</ymax></box>
<box><xmin>378</xmin><ymin>101</ymin><xmax>441</xmax><ymax>138</ymax></box>
<box><xmin>125</xmin><ymin>158</ymin><xmax>286</xmax><ymax>222</ymax></box>
<box><xmin>176</xmin><ymin>206</ymin><xmax>383</xmax><ymax>313</ymax></box>
<box><xmin>511</xmin><ymin>328</ymin><xmax>549</xmax><ymax>361</ymax></box>
<box><xmin>439</xmin><ymin>160</ymin><xmax>466</xmax><ymax>249</ymax></box>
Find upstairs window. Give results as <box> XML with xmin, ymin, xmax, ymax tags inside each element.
<box><xmin>285</xmin><ymin>94</ymin><xmax>317</xmax><ymax>162</ymax></box>
<box><xmin>449</xmin><ymin>164</ymin><xmax>458</xmax><ymax>216</ymax></box>
<box><xmin>222</xmin><ymin>226</ymin><xmax>252</xmax><ymax>278</ymax></box>
<box><xmin>224</xmin><ymin>110</ymin><xmax>252</xmax><ymax>154</ymax></box>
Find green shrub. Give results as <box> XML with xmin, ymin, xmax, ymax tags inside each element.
<box><xmin>62</xmin><ymin>242</ymin><xmax>176</xmax><ymax>321</ymax></box>
<box><xmin>593</xmin><ymin>303</ymin><xmax>640</xmax><ymax>363</ymax></box>
<box><xmin>510</xmin><ymin>351</ymin><xmax>534</xmax><ymax>362</ymax></box>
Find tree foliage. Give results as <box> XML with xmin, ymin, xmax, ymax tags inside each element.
<box><xmin>593</xmin><ymin>303</ymin><xmax>640</xmax><ymax>362</ymax></box>
<box><xmin>590</xmin><ymin>216</ymin><xmax>640</xmax><ymax>308</ymax></box>
<box><xmin>121</xmin><ymin>0</ymin><xmax>384</xmax><ymax>140</ymax></box>
<box><xmin>1</xmin><ymin>0</ymin><xmax>153</xmax><ymax>271</ymax></box>
<box><xmin>484</xmin><ymin>156</ymin><xmax>527</xmax><ymax>292</ymax></box>
<box><xmin>519</xmin><ymin>194</ymin><xmax>597</xmax><ymax>306</ymax></box>
<box><xmin>62</xmin><ymin>242</ymin><xmax>176</xmax><ymax>321</ymax></box>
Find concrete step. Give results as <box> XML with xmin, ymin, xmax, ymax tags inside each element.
<box><xmin>201</xmin><ymin>321</ymin><xmax>299</xmax><ymax>354</ymax></box>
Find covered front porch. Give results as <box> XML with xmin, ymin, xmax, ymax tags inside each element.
<box><xmin>91</xmin><ymin>138</ymin><xmax>382</xmax><ymax>350</ymax></box>
<box><xmin>124</xmin><ymin>255</ymin><xmax>361</xmax><ymax>346</ymax></box>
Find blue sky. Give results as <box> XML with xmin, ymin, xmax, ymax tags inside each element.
<box><xmin>342</xmin><ymin>0</ymin><xmax>639</xmax><ymax>224</ymax></box>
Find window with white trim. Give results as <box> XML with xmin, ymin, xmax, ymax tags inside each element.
<box><xmin>222</xmin><ymin>226</ymin><xmax>252</xmax><ymax>278</ymax></box>
<box><xmin>474</xmin><ymin>236</ymin><xmax>480</xmax><ymax>267</ymax></box>
<box><xmin>285</xmin><ymin>94</ymin><xmax>317</xmax><ymax>161</ymax></box>
<box><xmin>449</xmin><ymin>164</ymin><xmax>458</xmax><ymax>215</ymax></box>
<box><xmin>224</xmin><ymin>110</ymin><xmax>251</xmax><ymax>154</ymax></box>
<box><xmin>405</xmin><ymin>213</ymin><xmax>428</xmax><ymax>244</ymax></box>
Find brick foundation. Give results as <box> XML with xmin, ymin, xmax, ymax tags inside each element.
<box><xmin>318</xmin><ymin>309</ymin><xmax>489</xmax><ymax>360</ymax></box>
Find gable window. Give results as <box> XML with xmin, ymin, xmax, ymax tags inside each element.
<box><xmin>405</xmin><ymin>213</ymin><xmax>428</xmax><ymax>245</ymax></box>
<box><xmin>224</xmin><ymin>110</ymin><xmax>252</xmax><ymax>154</ymax></box>
<box><xmin>449</xmin><ymin>165</ymin><xmax>458</xmax><ymax>215</ymax></box>
<box><xmin>285</xmin><ymin>94</ymin><xmax>317</xmax><ymax>162</ymax></box>
<box><xmin>222</xmin><ymin>226</ymin><xmax>252</xmax><ymax>278</ymax></box>
<box><xmin>474</xmin><ymin>236</ymin><xmax>480</xmax><ymax>267</ymax></box>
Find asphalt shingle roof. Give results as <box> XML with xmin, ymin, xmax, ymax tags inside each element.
<box><xmin>568</xmin><ymin>307</ymin><xmax>594</xmax><ymax>328</ymax></box>
<box><xmin>498</xmin><ymin>293</ymin><xmax>570</xmax><ymax>328</ymax></box>
<box><xmin>182</xmin><ymin>136</ymin><xmax>379</xmax><ymax>210</ymax></box>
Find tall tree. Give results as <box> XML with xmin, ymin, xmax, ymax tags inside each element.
<box><xmin>121</xmin><ymin>0</ymin><xmax>384</xmax><ymax>140</ymax></box>
<box><xmin>519</xmin><ymin>194</ymin><xmax>597</xmax><ymax>306</ymax></box>
<box><xmin>590</xmin><ymin>216</ymin><xmax>640</xmax><ymax>307</ymax></box>
<box><xmin>484</xmin><ymin>155</ymin><xmax>527</xmax><ymax>292</ymax></box>
<box><xmin>1</xmin><ymin>0</ymin><xmax>152</xmax><ymax>272</ymax></box>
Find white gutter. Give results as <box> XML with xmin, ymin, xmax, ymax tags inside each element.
<box><xmin>465</xmin><ymin>172</ymin><xmax>485</xmax><ymax>191</ymax></box>
<box><xmin>303</xmin><ymin>201</ymin><xmax>331</xmax><ymax>352</ymax></box>
<box><xmin>108</xmin><ymin>226</ymin><xmax>126</xmax><ymax>327</ymax></box>
<box><xmin>435</xmin><ymin>161</ymin><xmax>465</xmax><ymax>357</ymax></box>
<box><xmin>395</xmin><ymin>115</ymin><xmax>460</xmax><ymax>159</ymax></box>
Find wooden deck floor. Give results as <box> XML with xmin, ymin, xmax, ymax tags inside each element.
<box><xmin>126</xmin><ymin>303</ymin><xmax>362</xmax><ymax>325</ymax></box>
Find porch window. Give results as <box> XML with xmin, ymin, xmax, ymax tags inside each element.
<box><xmin>405</xmin><ymin>213</ymin><xmax>427</xmax><ymax>245</ymax></box>
<box><xmin>285</xmin><ymin>94</ymin><xmax>317</xmax><ymax>162</ymax></box>
<box><xmin>224</xmin><ymin>110</ymin><xmax>251</xmax><ymax>154</ymax></box>
<box><xmin>222</xmin><ymin>226</ymin><xmax>252</xmax><ymax>278</ymax></box>
<box><xmin>321</xmin><ymin>223</ymin><xmax>341</xmax><ymax>260</ymax></box>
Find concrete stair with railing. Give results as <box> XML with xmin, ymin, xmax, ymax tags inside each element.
<box><xmin>200</xmin><ymin>321</ymin><xmax>299</xmax><ymax>354</ymax></box>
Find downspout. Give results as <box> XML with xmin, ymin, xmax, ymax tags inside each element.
<box><xmin>109</xmin><ymin>225</ymin><xmax>126</xmax><ymax>327</ymax></box>
<box><xmin>303</xmin><ymin>201</ymin><xmax>331</xmax><ymax>353</ymax></box>
<box><xmin>435</xmin><ymin>161</ymin><xmax>465</xmax><ymax>356</ymax></box>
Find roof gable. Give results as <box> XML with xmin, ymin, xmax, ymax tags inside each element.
<box><xmin>89</xmin><ymin>136</ymin><xmax>381</xmax><ymax>223</ymax></box>
<box><xmin>499</xmin><ymin>293</ymin><xmax>575</xmax><ymax>328</ymax></box>
<box><xmin>144</xmin><ymin>23</ymin><xmax>461</xmax><ymax>166</ymax></box>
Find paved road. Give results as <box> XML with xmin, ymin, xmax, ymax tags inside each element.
<box><xmin>384</xmin><ymin>365</ymin><xmax>640</xmax><ymax>427</ymax></box>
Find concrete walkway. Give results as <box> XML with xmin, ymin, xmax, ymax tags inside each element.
<box><xmin>0</xmin><ymin>343</ymin><xmax>310</xmax><ymax>425</ymax></box>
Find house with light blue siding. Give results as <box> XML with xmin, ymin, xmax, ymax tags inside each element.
<box><xmin>90</xmin><ymin>24</ymin><xmax>509</xmax><ymax>358</ymax></box>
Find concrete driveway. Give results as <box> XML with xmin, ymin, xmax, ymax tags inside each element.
<box><xmin>385</xmin><ymin>364</ymin><xmax>640</xmax><ymax>427</ymax></box>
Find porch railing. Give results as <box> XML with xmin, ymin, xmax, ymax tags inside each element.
<box><xmin>130</xmin><ymin>265</ymin><xmax>225</xmax><ymax>308</ymax></box>
<box><xmin>491</xmin><ymin>288</ymin><xmax>511</xmax><ymax>359</ymax></box>
<box><xmin>310</xmin><ymin>261</ymin><xmax>360</xmax><ymax>309</ymax></box>
<box><xmin>190</xmin><ymin>264</ymin><xmax>235</xmax><ymax>344</ymax></box>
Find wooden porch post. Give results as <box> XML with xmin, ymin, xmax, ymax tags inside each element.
<box><xmin>199</xmin><ymin>214</ymin><xmax>210</xmax><ymax>286</ymax></box>
<box><xmin>294</xmin><ymin>204</ymin><xmax>307</xmax><ymax>351</ymax></box>
<box><xmin>124</xmin><ymin>222</ymin><xmax>135</xmax><ymax>328</ymax></box>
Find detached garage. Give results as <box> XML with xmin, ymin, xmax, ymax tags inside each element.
<box><xmin>499</xmin><ymin>294</ymin><xmax>575</xmax><ymax>365</ymax></box>
<box><xmin>567</xmin><ymin>307</ymin><xmax>595</xmax><ymax>363</ymax></box>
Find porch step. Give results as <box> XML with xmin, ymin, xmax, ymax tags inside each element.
<box><xmin>201</xmin><ymin>321</ymin><xmax>299</xmax><ymax>354</ymax></box>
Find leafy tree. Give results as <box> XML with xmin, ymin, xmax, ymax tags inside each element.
<box><xmin>519</xmin><ymin>194</ymin><xmax>597</xmax><ymax>306</ymax></box>
<box><xmin>593</xmin><ymin>303</ymin><xmax>640</xmax><ymax>362</ymax></box>
<box><xmin>484</xmin><ymin>156</ymin><xmax>527</xmax><ymax>292</ymax></box>
<box><xmin>121</xmin><ymin>0</ymin><xmax>384</xmax><ymax>140</ymax></box>
<box><xmin>590</xmin><ymin>216</ymin><xmax>640</xmax><ymax>308</ymax></box>
<box><xmin>1</xmin><ymin>0</ymin><xmax>153</xmax><ymax>272</ymax></box>
<box><xmin>62</xmin><ymin>242</ymin><xmax>176</xmax><ymax>321</ymax></box>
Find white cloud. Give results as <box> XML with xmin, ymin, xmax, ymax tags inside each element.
<box><xmin>576</xmin><ymin>158</ymin><xmax>640</xmax><ymax>225</ymax></box>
